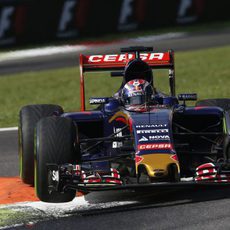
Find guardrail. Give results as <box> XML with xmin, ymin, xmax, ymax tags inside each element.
<box><xmin>0</xmin><ymin>0</ymin><xmax>229</xmax><ymax>47</ymax></box>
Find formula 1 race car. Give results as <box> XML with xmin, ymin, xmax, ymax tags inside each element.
<box><xmin>19</xmin><ymin>46</ymin><xmax>230</xmax><ymax>203</ymax></box>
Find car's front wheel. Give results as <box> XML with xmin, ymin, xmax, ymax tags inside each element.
<box><xmin>35</xmin><ymin>116</ymin><xmax>78</xmax><ymax>203</ymax></box>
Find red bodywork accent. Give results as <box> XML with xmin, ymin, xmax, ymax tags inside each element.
<box><xmin>82</xmin><ymin>168</ymin><xmax>122</xmax><ymax>185</ymax></box>
<box><xmin>115</xmin><ymin>117</ymin><xmax>127</xmax><ymax>124</ymax></box>
<box><xmin>81</xmin><ymin>111</ymin><xmax>93</xmax><ymax>115</ymax></box>
<box><xmin>170</xmin><ymin>154</ymin><xmax>178</xmax><ymax>162</ymax></box>
<box><xmin>195</xmin><ymin>106</ymin><xmax>207</xmax><ymax>110</ymax></box>
<box><xmin>128</xmin><ymin>117</ymin><xmax>133</xmax><ymax>132</ymax></box>
<box><xmin>135</xmin><ymin>155</ymin><xmax>144</xmax><ymax>164</ymax></box>
<box><xmin>195</xmin><ymin>175</ymin><xmax>230</xmax><ymax>183</ymax></box>
<box><xmin>80</xmin><ymin>54</ymin><xmax>85</xmax><ymax>111</ymax></box>
<box><xmin>194</xmin><ymin>163</ymin><xmax>230</xmax><ymax>183</ymax></box>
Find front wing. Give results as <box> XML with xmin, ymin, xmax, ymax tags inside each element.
<box><xmin>47</xmin><ymin>163</ymin><xmax>230</xmax><ymax>193</ymax></box>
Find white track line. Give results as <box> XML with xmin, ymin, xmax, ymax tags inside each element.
<box><xmin>0</xmin><ymin>127</ymin><xmax>18</xmax><ymax>132</ymax></box>
<box><xmin>0</xmin><ymin>32</ymin><xmax>187</xmax><ymax>63</ymax></box>
<box><xmin>0</xmin><ymin>45</ymin><xmax>87</xmax><ymax>62</ymax></box>
<box><xmin>128</xmin><ymin>32</ymin><xmax>187</xmax><ymax>43</ymax></box>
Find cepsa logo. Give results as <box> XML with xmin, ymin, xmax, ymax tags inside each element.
<box><xmin>88</xmin><ymin>53</ymin><xmax>166</xmax><ymax>63</ymax></box>
<box><xmin>138</xmin><ymin>143</ymin><xmax>172</xmax><ymax>151</ymax></box>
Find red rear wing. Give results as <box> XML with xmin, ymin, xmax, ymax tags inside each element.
<box><xmin>79</xmin><ymin>50</ymin><xmax>175</xmax><ymax>111</ymax></box>
<box><xmin>80</xmin><ymin>52</ymin><xmax>173</xmax><ymax>72</ymax></box>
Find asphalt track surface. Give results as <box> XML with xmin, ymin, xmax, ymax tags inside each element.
<box><xmin>2</xmin><ymin>28</ymin><xmax>230</xmax><ymax>229</ymax></box>
<box><xmin>0</xmin><ymin>130</ymin><xmax>18</xmax><ymax>177</ymax></box>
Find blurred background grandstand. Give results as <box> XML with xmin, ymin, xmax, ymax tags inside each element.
<box><xmin>0</xmin><ymin>0</ymin><xmax>230</xmax><ymax>48</ymax></box>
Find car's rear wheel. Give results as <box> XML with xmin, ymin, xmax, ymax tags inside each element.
<box><xmin>19</xmin><ymin>104</ymin><xmax>63</xmax><ymax>185</ymax></box>
<box><xmin>196</xmin><ymin>98</ymin><xmax>230</xmax><ymax>113</ymax></box>
<box><xmin>224</xmin><ymin>140</ymin><xmax>230</xmax><ymax>161</ymax></box>
<box><xmin>35</xmin><ymin>116</ymin><xmax>78</xmax><ymax>203</ymax></box>
<box><xmin>196</xmin><ymin>99</ymin><xmax>230</xmax><ymax>162</ymax></box>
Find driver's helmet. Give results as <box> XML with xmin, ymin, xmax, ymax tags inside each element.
<box><xmin>121</xmin><ymin>79</ymin><xmax>153</xmax><ymax>106</ymax></box>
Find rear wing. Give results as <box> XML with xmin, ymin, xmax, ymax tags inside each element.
<box><xmin>79</xmin><ymin>49</ymin><xmax>175</xmax><ymax>111</ymax></box>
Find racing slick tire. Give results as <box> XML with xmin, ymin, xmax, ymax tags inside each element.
<box><xmin>35</xmin><ymin>116</ymin><xmax>77</xmax><ymax>203</ymax></box>
<box><xmin>19</xmin><ymin>104</ymin><xmax>63</xmax><ymax>185</ymax></box>
<box><xmin>225</xmin><ymin>140</ymin><xmax>230</xmax><ymax>161</ymax></box>
<box><xmin>196</xmin><ymin>99</ymin><xmax>230</xmax><ymax>113</ymax></box>
<box><xmin>168</xmin><ymin>164</ymin><xmax>180</xmax><ymax>182</ymax></box>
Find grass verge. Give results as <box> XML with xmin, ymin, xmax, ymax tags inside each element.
<box><xmin>0</xmin><ymin>45</ymin><xmax>230</xmax><ymax>127</ymax></box>
<box><xmin>0</xmin><ymin>208</ymin><xmax>36</xmax><ymax>228</ymax></box>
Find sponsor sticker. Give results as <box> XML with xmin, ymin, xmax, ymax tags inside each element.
<box><xmin>89</xmin><ymin>97</ymin><xmax>108</xmax><ymax>104</ymax></box>
<box><xmin>112</xmin><ymin>128</ymin><xmax>123</xmax><ymax>148</ymax></box>
<box><xmin>137</xmin><ymin>129</ymin><xmax>169</xmax><ymax>134</ymax></box>
<box><xmin>149</xmin><ymin>135</ymin><xmax>170</xmax><ymax>140</ymax></box>
<box><xmin>88</xmin><ymin>53</ymin><xmax>166</xmax><ymax>63</ymax></box>
<box><xmin>139</xmin><ymin>136</ymin><xmax>148</xmax><ymax>142</ymax></box>
<box><xmin>52</xmin><ymin>170</ymin><xmax>59</xmax><ymax>182</ymax></box>
<box><xmin>138</xmin><ymin>143</ymin><xmax>172</xmax><ymax>151</ymax></box>
<box><xmin>127</xmin><ymin>92</ymin><xmax>143</xmax><ymax>97</ymax></box>
<box><xmin>136</xmin><ymin>124</ymin><xmax>167</xmax><ymax>129</ymax></box>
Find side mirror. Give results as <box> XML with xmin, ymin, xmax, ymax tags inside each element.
<box><xmin>178</xmin><ymin>93</ymin><xmax>197</xmax><ymax>101</ymax></box>
<box><xmin>89</xmin><ymin>97</ymin><xmax>109</xmax><ymax>105</ymax></box>
<box><xmin>111</xmin><ymin>72</ymin><xmax>124</xmax><ymax>77</ymax></box>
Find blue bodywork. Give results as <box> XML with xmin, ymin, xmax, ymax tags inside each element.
<box><xmin>61</xmin><ymin>96</ymin><xmax>227</xmax><ymax>179</ymax></box>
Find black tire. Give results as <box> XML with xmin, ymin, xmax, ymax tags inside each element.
<box><xmin>224</xmin><ymin>139</ymin><xmax>230</xmax><ymax>161</ymax></box>
<box><xmin>168</xmin><ymin>164</ymin><xmax>180</xmax><ymax>182</ymax></box>
<box><xmin>19</xmin><ymin>104</ymin><xmax>63</xmax><ymax>185</ymax></box>
<box><xmin>196</xmin><ymin>99</ymin><xmax>230</xmax><ymax>113</ymax></box>
<box><xmin>35</xmin><ymin>116</ymin><xmax>77</xmax><ymax>203</ymax></box>
<box><xmin>137</xmin><ymin>165</ymin><xmax>151</xmax><ymax>184</ymax></box>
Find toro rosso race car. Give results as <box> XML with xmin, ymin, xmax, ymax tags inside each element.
<box><xmin>19</xmin><ymin>46</ymin><xmax>230</xmax><ymax>203</ymax></box>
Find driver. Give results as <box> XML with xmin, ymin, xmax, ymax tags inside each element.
<box><xmin>121</xmin><ymin>79</ymin><xmax>154</xmax><ymax>106</ymax></box>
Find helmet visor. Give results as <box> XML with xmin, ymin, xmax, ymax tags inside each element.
<box><xmin>125</xmin><ymin>95</ymin><xmax>146</xmax><ymax>105</ymax></box>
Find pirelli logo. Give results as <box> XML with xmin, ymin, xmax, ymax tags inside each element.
<box><xmin>138</xmin><ymin>143</ymin><xmax>172</xmax><ymax>151</ymax></box>
<box><xmin>137</xmin><ymin>129</ymin><xmax>168</xmax><ymax>134</ymax></box>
